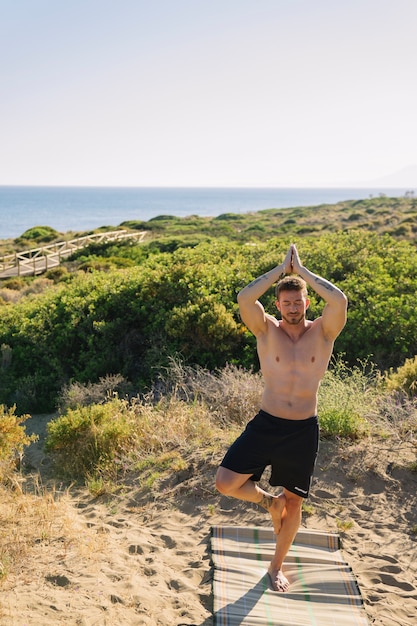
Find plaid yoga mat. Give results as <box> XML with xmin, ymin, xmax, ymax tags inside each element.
<box><xmin>211</xmin><ymin>526</ymin><xmax>369</xmax><ymax>626</ymax></box>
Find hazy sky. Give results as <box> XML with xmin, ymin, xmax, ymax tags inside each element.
<box><xmin>2</xmin><ymin>0</ymin><xmax>416</xmax><ymax>187</ymax></box>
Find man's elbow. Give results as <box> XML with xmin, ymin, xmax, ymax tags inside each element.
<box><xmin>340</xmin><ymin>293</ymin><xmax>348</xmax><ymax>324</ymax></box>
<box><xmin>335</xmin><ymin>289</ymin><xmax>348</xmax><ymax>308</ymax></box>
<box><xmin>237</xmin><ymin>289</ymin><xmax>247</xmax><ymax>304</ymax></box>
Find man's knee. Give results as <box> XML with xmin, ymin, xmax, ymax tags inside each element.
<box><xmin>215</xmin><ymin>467</ymin><xmax>232</xmax><ymax>495</ymax></box>
<box><xmin>283</xmin><ymin>490</ymin><xmax>303</xmax><ymax>514</ymax></box>
<box><xmin>215</xmin><ymin>466</ymin><xmax>249</xmax><ymax>495</ymax></box>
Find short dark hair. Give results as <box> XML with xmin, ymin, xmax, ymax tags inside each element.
<box><xmin>275</xmin><ymin>276</ymin><xmax>308</xmax><ymax>299</ymax></box>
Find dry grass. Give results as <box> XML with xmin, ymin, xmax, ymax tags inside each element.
<box><xmin>1</xmin><ymin>360</ymin><xmax>417</xmax><ymax>587</ymax></box>
<box><xmin>57</xmin><ymin>373</ymin><xmax>130</xmax><ymax>412</ymax></box>
<box><xmin>0</xmin><ymin>476</ymin><xmax>109</xmax><ymax>587</ymax></box>
<box><xmin>153</xmin><ymin>359</ymin><xmax>263</xmax><ymax>426</ymax></box>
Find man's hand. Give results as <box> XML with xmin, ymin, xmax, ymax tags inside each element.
<box><xmin>289</xmin><ymin>243</ymin><xmax>303</xmax><ymax>274</ymax></box>
<box><xmin>283</xmin><ymin>246</ymin><xmax>294</xmax><ymax>274</ymax></box>
<box><xmin>286</xmin><ymin>243</ymin><xmax>348</xmax><ymax>341</ymax></box>
<box><xmin>282</xmin><ymin>243</ymin><xmax>302</xmax><ymax>275</ymax></box>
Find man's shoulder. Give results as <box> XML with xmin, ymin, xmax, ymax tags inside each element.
<box><xmin>254</xmin><ymin>314</ymin><xmax>280</xmax><ymax>340</ymax></box>
<box><xmin>307</xmin><ymin>316</ymin><xmax>337</xmax><ymax>345</ymax></box>
<box><xmin>306</xmin><ymin>317</ymin><xmax>326</xmax><ymax>335</ymax></box>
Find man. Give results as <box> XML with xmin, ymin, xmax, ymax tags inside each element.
<box><xmin>215</xmin><ymin>243</ymin><xmax>347</xmax><ymax>592</ymax></box>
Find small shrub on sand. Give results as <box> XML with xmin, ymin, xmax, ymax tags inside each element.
<box><xmin>45</xmin><ymin>398</ymin><xmax>140</xmax><ymax>480</ymax></box>
<box><xmin>318</xmin><ymin>359</ymin><xmax>377</xmax><ymax>439</ymax></box>
<box><xmin>0</xmin><ymin>405</ymin><xmax>37</xmax><ymax>482</ymax></box>
<box><xmin>45</xmin><ymin>394</ymin><xmax>224</xmax><ymax>483</ymax></box>
<box><xmin>386</xmin><ymin>355</ymin><xmax>417</xmax><ymax>397</ymax></box>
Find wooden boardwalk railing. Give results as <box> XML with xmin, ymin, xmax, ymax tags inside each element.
<box><xmin>0</xmin><ymin>230</ymin><xmax>146</xmax><ymax>279</ymax></box>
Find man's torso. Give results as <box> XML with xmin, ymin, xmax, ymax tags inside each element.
<box><xmin>257</xmin><ymin>315</ymin><xmax>334</xmax><ymax>420</ymax></box>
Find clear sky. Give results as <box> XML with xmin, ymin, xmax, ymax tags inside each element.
<box><xmin>1</xmin><ymin>0</ymin><xmax>417</xmax><ymax>187</ymax></box>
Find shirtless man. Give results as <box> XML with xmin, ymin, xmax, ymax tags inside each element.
<box><xmin>215</xmin><ymin>243</ymin><xmax>347</xmax><ymax>592</ymax></box>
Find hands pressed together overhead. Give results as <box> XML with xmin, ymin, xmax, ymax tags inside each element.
<box><xmin>283</xmin><ymin>243</ymin><xmax>302</xmax><ymax>275</ymax></box>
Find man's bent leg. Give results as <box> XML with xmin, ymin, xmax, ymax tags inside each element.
<box><xmin>267</xmin><ymin>489</ymin><xmax>303</xmax><ymax>592</ymax></box>
<box><xmin>215</xmin><ymin>467</ymin><xmax>286</xmax><ymax>534</ymax></box>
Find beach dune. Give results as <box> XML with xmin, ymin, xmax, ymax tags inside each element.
<box><xmin>1</xmin><ymin>415</ymin><xmax>416</xmax><ymax>626</ymax></box>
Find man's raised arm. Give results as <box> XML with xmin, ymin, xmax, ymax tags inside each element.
<box><xmin>237</xmin><ymin>247</ymin><xmax>293</xmax><ymax>335</ymax></box>
<box><xmin>291</xmin><ymin>244</ymin><xmax>348</xmax><ymax>340</ymax></box>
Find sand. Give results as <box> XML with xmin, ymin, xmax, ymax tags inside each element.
<box><xmin>1</xmin><ymin>414</ymin><xmax>416</xmax><ymax>626</ymax></box>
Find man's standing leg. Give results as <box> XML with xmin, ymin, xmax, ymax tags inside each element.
<box><xmin>268</xmin><ymin>489</ymin><xmax>303</xmax><ymax>592</ymax></box>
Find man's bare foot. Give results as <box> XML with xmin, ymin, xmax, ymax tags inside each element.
<box><xmin>267</xmin><ymin>566</ymin><xmax>290</xmax><ymax>592</ymax></box>
<box><xmin>258</xmin><ymin>492</ymin><xmax>286</xmax><ymax>534</ymax></box>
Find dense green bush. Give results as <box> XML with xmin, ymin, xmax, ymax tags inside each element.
<box><xmin>0</xmin><ymin>226</ymin><xmax>416</xmax><ymax>413</ymax></box>
<box><xmin>17</xmin><ymin>225</ymin><xmax>59</xmax><ymax>244</ymax></box>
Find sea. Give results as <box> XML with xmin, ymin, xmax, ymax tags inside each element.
<box><xmin>0</xmin><ymin>185</ymin><xmax>412</xmax><ymax>240</ymax></box>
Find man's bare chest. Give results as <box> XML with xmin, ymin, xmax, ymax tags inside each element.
<box><xmin>257</xmin><ymin>321</ymin><xmax>331</xmax><ymax>372</ymax></box>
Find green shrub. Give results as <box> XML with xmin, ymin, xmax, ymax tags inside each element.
<box><xmin>45</xmin><ymin>394</ymin><xmax>221</xmax><ymax>482</ymax></box>
<box><xmin>2</xmin><ymin>216</ymin><xmax>417</xmax><ymax>413</ymax></box>
<box><xmin>45</xmin><ymin>266</ymin><xmax>70</xmax><ymax>283</ymax></box>
<box><xmin>0</xmin><ymin>405</ymin><xmax>37</xmax><ymax>481</ymax></box>
<box><xmin>6</xmin><ymin>371</ymin><xmax>60</xmax><ymax>415</ymax></box>
<box><xmin>18</xmin><ymin>226</ymin><xmax>59</xmax><ymax>243</ymax></box>
<box><xmin>214</xmin><ymin>213</ymin><xmax>242</xmax><ymax>221</ymax></box>
<box><xmin>2</xmin><ymin>278</ymin><xmax>26</xmax><ymax>291</ymax></box>
<box><xmin>45</xmin><ymin>398</ymin><xmax>139</xmax><ymax>479</ymax></box>
<box><xmin>386</xmin><ymin>356</ymin><xmax>417</xmax><ymax>397</ymax></box>
<box><xmin>318</xmin><ymin>360</ymin><xmax>375</xmax><ymax>438</ymax></box>
<box><xmin>149</xmin><ymin>214</ymin><xmax>177</xmax><ymax>222</ymax></box>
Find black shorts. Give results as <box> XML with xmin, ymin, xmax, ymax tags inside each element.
<box><xmin>220</xmin><ymin>409</ymin><xmax>319</xmax><ymax>498</ymax></box>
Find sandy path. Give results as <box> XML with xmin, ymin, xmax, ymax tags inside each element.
<box><xmin>1</xmin><ymin>416</ymin><xmax>416</xmax><ymax>625</ymax></box>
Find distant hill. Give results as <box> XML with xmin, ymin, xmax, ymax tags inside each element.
<box><xmin>359</xmin><ymin>165</ymin><xmax>417</xmax><ymax>188</ymax></box>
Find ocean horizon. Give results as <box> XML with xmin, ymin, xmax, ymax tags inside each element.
<box><xmin>0</xmin><ymin>185</ymin><xmax>412</xmax><ymax>240</ymax></box>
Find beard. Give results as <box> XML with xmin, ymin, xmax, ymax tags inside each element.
<box><xmin>281</xmin><ymin>312</ymin><xmax>305</xmax><ymax>325</ymax></box>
